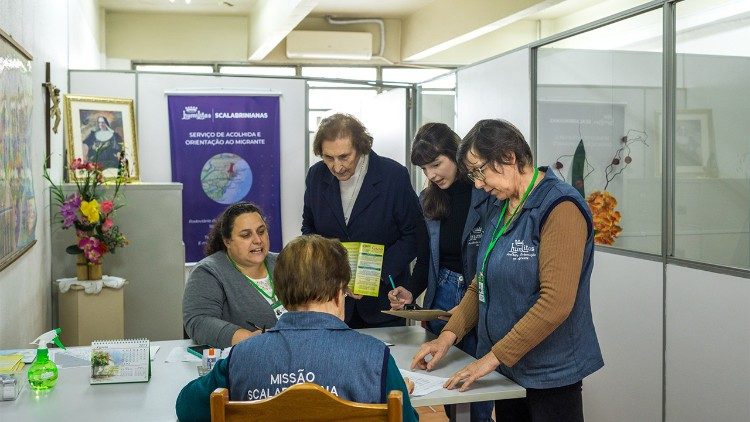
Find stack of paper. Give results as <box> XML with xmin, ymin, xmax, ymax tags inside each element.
<box><xmin>0</xmin><ymin>354</ymin><xmax>23</xmax><ymax>374</ymax></box>
<box><xmin>399</xmin><ymin>369</ymin><xmax>448</xmax><ymax>397</ymax></box>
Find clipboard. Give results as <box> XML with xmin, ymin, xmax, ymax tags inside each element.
<box><xmin>381</xmin><ymin>309</ymin><xmax>452</xmax><ymax>321</ymax></box>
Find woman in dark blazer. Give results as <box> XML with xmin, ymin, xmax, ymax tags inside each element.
<box><xmin>302</xmin><ymin>113</ymin><xmax>424</xmax><ymax>328</ymax></box>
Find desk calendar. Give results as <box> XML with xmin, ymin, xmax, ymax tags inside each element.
<box><xmin>90</xmin><ymin>339</ymin><xmax>151</xmax><ymax>384</ymax></box>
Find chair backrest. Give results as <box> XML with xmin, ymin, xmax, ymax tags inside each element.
<box><xmin>210</xmin><ymin>383</ymin><xmax>403</xmax><ymax>422</ymax></box>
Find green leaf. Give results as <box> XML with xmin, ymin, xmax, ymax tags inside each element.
<box><xmin>65</xmin><ymin>245</ymin><xmax>82</xmax><ymax>255</ymax></box>
<box><xmin>571</xmin><ymin>139</ymin><xmax>586</xmax><ymax>197</ymax></box>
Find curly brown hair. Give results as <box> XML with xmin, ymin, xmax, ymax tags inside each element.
<box><xmin>312</xmin><ymin>113</ymin><xmax>373</xmax><ymax>156</ymax></box>
<box><xmin>204</xmin><ymin>202</ymin><xmax>266</xmax><ymax>257</ymax></box>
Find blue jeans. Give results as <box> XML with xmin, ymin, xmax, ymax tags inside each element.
<box><xmin>427</xmin><ymin>268</ymin><xmax>494</xmax><ymax>422</ymax></box>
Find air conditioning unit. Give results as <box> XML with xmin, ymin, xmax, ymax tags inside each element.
<box><xmin>286</xmin><ymin>30</ymin><xmax>373</xmax><ymax>60</ymax></box>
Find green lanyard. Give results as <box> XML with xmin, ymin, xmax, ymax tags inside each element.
<box><xmin>228</xmin><ymin>256</ymin><xmax>281</xmax><ymax>306</ymax></box>
<box><xmin>479</xmin><ymin>167</ymin><xmax>539</xmax><ymax>283</ymax></box>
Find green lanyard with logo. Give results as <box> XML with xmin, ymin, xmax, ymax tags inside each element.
<box><xmin>228</xmin><ymin>256</ymin><xmax>286</xmax><ymax>316</ymax></box>
<box><xmin>478</xmin><ymin>167</ymin><xmax>539</xmax><ymax>303</ymax></box>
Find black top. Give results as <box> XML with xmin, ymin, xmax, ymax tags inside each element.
<box><xmin>439</xmin><ymin>179</ymin><xmax>472</xmax><ymax>273</ymax></box>
<box><xmin>408</xmin><ymin>179</ymin><xmax>473</xmax><ymax>295</ymax></box>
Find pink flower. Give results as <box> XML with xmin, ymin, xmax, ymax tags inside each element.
<box><xmin>102</xmin><ymin>218</ymin><xmax>113</xmax><ymax>232</ymax></box>
<box><xmin>70</xmin><ymin>158</ymin><xmax>84</xmax><ymax>170</ymax></box>
<box><xmin>78</xmin><ymin>236</ymin><xmax>108</xmax><ymax>264</ymax></box>
<box><xmin>100</xmin><ymin>200</ymin><xmax>114</xmax><ymax>214</ymax></box>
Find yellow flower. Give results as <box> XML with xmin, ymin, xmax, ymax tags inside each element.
<box><xmin>80</xmin><ymin>200</ymin><xmax>101</xmax><ymax>223</ymax></box>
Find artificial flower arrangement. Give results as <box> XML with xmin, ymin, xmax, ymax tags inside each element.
<box><xmin>44</xmin><ymin>157</ymin><xmax>128</xmax><ymax>267</ymax></box>
<box><xmin>553</xmin><ymin>130</ymin><xmax>648</xmax><ymax>245</ymax></box>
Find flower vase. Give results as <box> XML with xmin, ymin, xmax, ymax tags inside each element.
<box><xmin>88</xmin><ymin>262</ymin><xmax>103</xmax><ymax>281</ymax></box>
<box><xmin>76</xmin><ymin>254</ymin><xmax>89</xmax><ymax>281</ymax></box>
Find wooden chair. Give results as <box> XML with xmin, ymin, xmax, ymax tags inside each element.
<box><xmin>210</xmin><ymin>383</ymin><xmax>403</xmax><ymax>422</ymax></box>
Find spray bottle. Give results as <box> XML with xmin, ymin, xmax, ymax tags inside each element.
<box><xmin>28</xmin><ymin>328</ymin><xmax>65</xmax><ymax>391</ymax></box>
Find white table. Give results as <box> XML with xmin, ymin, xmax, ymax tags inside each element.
<box><xmin>1</xmin><ymin>327</ymin><xmax>524</xmax><ymax>421</ymax></box>
<box><xmin>362</xmin><ymin>326</ymin><xmax>525</xmax><ymax>420</ymax></box>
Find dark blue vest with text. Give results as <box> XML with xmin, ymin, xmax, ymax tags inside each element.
<box><xmin>228</xmin><ymin>311</ymin><xmax>388</xmax><ymax>403</ymax></box>
<box><xmin>476</xmin><ymin>168</ymin><xmax>604</xmax><ymax>389</ymax></box>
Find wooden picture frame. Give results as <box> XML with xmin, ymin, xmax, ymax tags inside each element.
<box><xmin>64</xmin><ymin>95</ymin><xmax>140</xmax><ymax>181</ymax></box>
<box><xmin>0</xmin><ymin>27</ymin><xmax>37</xmax><ymax>272</ymax></box>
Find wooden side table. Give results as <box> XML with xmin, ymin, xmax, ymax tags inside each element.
<box><xmin>56</xmin><ymin>278</ymin><xmax>126</xmax><ymax>346</ymax></box>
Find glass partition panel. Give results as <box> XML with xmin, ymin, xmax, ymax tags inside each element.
<box><xmin>674</xmin><ymin>0</ymin><xmax>750</xmax><ymax>269</ymax></box>
<box><xmin>535</xmin><ymin>8</ymin><xmax>662</xmax><ymax>254</ymax></box>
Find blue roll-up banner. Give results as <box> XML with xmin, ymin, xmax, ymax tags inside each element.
<box><xmin>167</xmin><ymin>94</ymin><xmax>281</xmax><ymax>262</ymax></box>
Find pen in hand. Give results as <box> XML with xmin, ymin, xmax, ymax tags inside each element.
<box><xmin>387</xmin><ymin>275</ymin><xmax>410</xmax><ymax>310</ymax></box>
<box><xmin>388</xmin><ymin>275</ymin><xmax>397</xmax><ymax>295</ymax></box>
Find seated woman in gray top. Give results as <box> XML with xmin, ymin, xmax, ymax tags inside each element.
<box><xmin>182</xmin><ymin>202</ymin><xmax>283</xmax><ymax>348</ymax></box>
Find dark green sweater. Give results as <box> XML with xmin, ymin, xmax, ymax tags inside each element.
<box><xmin>175</xmin><ymin>355</ymin><xmax>419</xmax><ymax>422</ymax></box>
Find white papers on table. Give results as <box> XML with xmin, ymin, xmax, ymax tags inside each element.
<box><xmin>0</xmin><ymin>349</ymin><xmax>36</xmax><ymax>364</ymax></box>
<box><xmin>220</xmin><ymin>347</ymin><xmax>231</xmax><ymax>359</ymax></box>
<box><xmin>166</xmin><ymin>346</ymin><xmax>201</xmax><ymax>363</ymax></box>
<box><xmin>399</xmin><ymin>369</ymin><xmax>448</xmax><ymax>397</ymax></box>
<box><xmin>51</xmin><ymin>349</ymin><xmax>91</xmax><ymax>368</ymax></box>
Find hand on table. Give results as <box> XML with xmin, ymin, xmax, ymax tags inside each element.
<box><xmin>388</xmin><ymin>286</ymin><xmax>413</xmax><ymax>310</ymax></box>
<box><xmin>443</xmin><ymin>352</ymin><xmax>501</xmax><ymax>392</ymax></box>
<box><xmin>410</xmin><ymin>331</ymin><xmax>457</xmax><ymax>371</ymax></box>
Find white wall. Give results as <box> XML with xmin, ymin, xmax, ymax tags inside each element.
<box><xmin>455</xmin><ymin>48</ymin><xmax>531</xmax><ymax>138</ymax></box>
<box><xmin>67</xmin><ymin>0</ymin><xmax>104</xmax><ymax>69</ymax></box>
<box><xmin>0</xmin><ymin>0</ymin><xmax>100</xmax><ymax>348</ymax></box>
<box><xmin>665</xmin><ymin>265</ymin><xmax>750</xmax><ymax>422</ymax></box>
<box><xmin>585</xmin><ymin>251</ymin><xmax>663</xmax><ymax>421</ymax></box>
<box><xmin>106</xmin><ymin>12</ymin><xmax>248</xmax><ymax>62</ymax></box>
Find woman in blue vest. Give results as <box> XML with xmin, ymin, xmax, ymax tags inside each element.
<box><xmin>387</xmin><ymin>122</ymin><xmax>493</xmax><ymax>421</ymax></box>
<box><xmin>176</xmin><ymin>234</ymin><xmax>418</xmax><ymax>422</ymax></box>
<box><xmin>183</xmin><ymin>202</ymin><xmax>282</xmax><ymax>349</ymax></box>
<box><xmin>412</xmin><ymin>119</ymin><xmax>603</xmax><ymax>422</ymax></box>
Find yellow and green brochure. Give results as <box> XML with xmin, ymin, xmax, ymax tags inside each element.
<box><xmin>341</xmin><ymin>242</ymin><xmax>384</xmax><ymax>297</ymax></box>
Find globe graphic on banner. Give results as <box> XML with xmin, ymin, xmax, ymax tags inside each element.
<box><xmin>200</xmin><ymin>153</ymin><xmax>253</xmax><ymax>204</ymax></box>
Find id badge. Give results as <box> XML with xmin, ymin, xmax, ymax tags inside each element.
<box><xmin>477</xmin><ymin>272</ymin><xmax>486</xmax><ymax>303</ymax></box>
<box><xmin>272</xmin><ymin>301</ymin><xmax>287</xmax><ymax>317</ymax></box>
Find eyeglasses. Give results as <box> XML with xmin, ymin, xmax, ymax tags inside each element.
<box><xmin>467</xmin><ymin>162</ymin><xmax>488</xmax><ymax>182</ymax></box>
